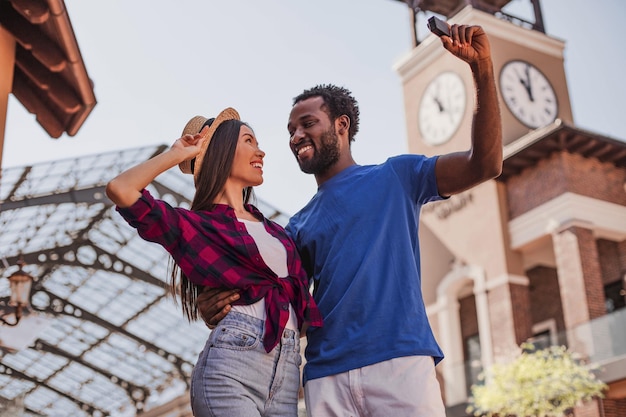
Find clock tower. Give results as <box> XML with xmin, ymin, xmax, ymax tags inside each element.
<box><xmin>390</xmin><ymin>1</ymin><xmax>626</xmax><ymax>415</ymax></box>
<box><xmin>394</xmin><ymin>2</ymin><xmax>573</xmax><ymax>150</ymax></box>
<box><xmin>391</xmin><ymin>1</ymin><xmax>626</xmax><ymax>416</ymax></box>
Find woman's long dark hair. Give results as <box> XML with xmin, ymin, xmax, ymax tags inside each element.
<box><xmin>169</xmin><ymin>119</ymin><xmax>254</xmax><ymax>321</ymax></box>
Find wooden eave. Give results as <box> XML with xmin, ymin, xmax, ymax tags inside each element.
<box><xmin>498</xmin><ymin>120</ymin><xmax>626</xmax><ymax>181</ymax></box>
<box><xmin>0</xmin><ymin>0</ymin><xmax>96</xmax><ymax>138</ymax></box>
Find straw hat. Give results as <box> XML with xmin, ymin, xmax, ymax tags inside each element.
<box><xmin>178</xmin><ymin>107</ymin><xmax>240</xmax><ymax>183</ymax></box>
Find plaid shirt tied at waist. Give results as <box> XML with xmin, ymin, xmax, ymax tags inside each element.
<box><xmin>117</xmin><ymin>189</ymin><xmax>322</xmax><ymax>352</ymax></box>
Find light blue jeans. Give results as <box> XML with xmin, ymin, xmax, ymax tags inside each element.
<box><xmin>191</xmin><ymin>311</ymin><xmax>302</xmax><ymax>417</ymax></box>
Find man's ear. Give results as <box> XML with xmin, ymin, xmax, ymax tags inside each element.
<box><xmin>335</xmin><ymin>115</ymin><xmax>350</xmax><ymax>136</ymax></box>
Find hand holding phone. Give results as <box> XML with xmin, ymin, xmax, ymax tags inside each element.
<box><xmin>427</xmin><ymin>16</ymin><xmax>450</xmax><ymax>37</ymax></box>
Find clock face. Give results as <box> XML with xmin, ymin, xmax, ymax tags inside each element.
<box><xmin>499</xmin><ymin>60</ymin><xmax>558</xmax><ymax>129</ymax></box>
<box><xmin>418</xmin><ymin>71</ymin><xmax>466</xmax><ymax>146</ymax></box>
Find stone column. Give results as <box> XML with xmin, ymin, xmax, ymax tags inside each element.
<box><xmin>486</xmin><ymin>274</ymin><xmax>531</xmax><ymax>363</ymax></box>
<box><xmin>472</xmin><ymin>268</ymin><xmax>494</xmax><ymax>371</ymax></box>
<box><xmin>435</xmin><ymin>264</ymin><xmax>499</xmax><ymax>405</ymax></box>
<box><xmin>437</xmin><ymin>295</ymin><xmax>467</xmax><ymax>405</ymax></box>
<box><xmin>552</xmin><ymin>224</ymin><xmax>605</xmax><ymax>358</ymax></box>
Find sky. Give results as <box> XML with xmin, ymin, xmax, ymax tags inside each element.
<box><xmin>3</xmin><ymin>0</ymin><xmax>626</xmax><ymax>216</ymax></box>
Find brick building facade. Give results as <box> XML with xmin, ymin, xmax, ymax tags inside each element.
<box><xmin>393</xmin><ymin>3</ymin><xmax>626</xmax><ymax>416</ymax></box>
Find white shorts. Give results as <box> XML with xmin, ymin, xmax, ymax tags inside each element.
<box><xmin>304</xmin><ymin>355</ymin><xmax>445</xmax><ymax>417</ymax></box>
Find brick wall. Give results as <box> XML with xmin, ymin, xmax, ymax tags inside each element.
<box><xmin>563</xmin><ymin>153</ymin><xmax>626</xmax><ymax>206</ymax></box>
<box><xmin>568</xmin><ymin>226</ymin><xmax>606</xmax><ymax>320</ymax></box>
<box><xmin>571</xmin><ymin>398</ymin><xmax>626</xmax><ymax>417</ymax></box>
<box><xmin>601</xmin><ymin>398</ymin><xmax>626</xmax><ymax>417</ymax></box>
<box><xmin>527</xmin><ymin>266</ymin><xmax>565</xmax><ymax>331</ymax></box>
<box><xmin>459</xmin><ymin>294</ymin><xmax>480</xmax><ymax>366</ymax></box>
<box><xmin>459</xmin><ymin>294</ymin><xmax>478</xmax><ymax>339</ymax></box>
<box><xmin>506</xmin><ymin>152</ymin><xmax>626</xmax><ymax>219</ymax></box>
<box><xmin>510</xmin><ymin>283</ymin><xmax>533</xmax><ymax>343</ymax></box>
<box><xmin>507</xmin><ymin>152</ymin><xmax>568</xmax><ymax>219</ymax></box>
<box><xmin>618</xmin><ymin>240</ymin><xmax>626</xmax><ymax>274</ymax></box>
<box><xmin>598</xmin><ymin>239</ymin><xmax>623</xmax><ymax>285</ymax></box>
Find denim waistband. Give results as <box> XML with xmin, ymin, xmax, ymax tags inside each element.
<box><xmin>220</xmin><ymin>310</ymin><xmax>298</xmax><ymax>341</ymax></box>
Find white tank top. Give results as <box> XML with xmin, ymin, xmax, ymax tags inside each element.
<box><xmin>231</xmin><ymin>218</ymin><xmax>299</xmax><ymax>331</ymax></box>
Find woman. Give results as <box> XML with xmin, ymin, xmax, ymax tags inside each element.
<box><xmin>106</xmin><ymin>108</ymin><xmax>322</xmax><ymax>417</ymax></box>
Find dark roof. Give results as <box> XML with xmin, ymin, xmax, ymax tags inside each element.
<box><xmin>499</xmin><ymin>119</ymin><xmax>626</xmax><ymax>181</ymax></box>
<box><xmin>0</xmin><ymin>0</ymin><xmax>96</xmax><ymax>138</ymax></box>
<box><xmin>0</xmin><ymin>145</ymin><xmax>290</xmax><ymax>416</ymax></box>
<box><xmin>389</xmin><ymin>0</ymin><xmax>513</xmax><ymax>18</ymax></box>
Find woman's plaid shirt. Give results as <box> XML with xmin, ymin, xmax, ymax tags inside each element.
<box><xmin>116</xmin><ymin>189</ymin><xmax>322</xmax><ymax>352</ymax></box>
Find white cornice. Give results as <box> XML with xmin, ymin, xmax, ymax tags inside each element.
<box><xmin>503</xmin><ymin>119</ymin><xmax>563</xmax><ymax>159</ymax></box>
<box><xmin>393</xmin><ymin>31</ymin><xmax>446</xmax><ymax>81</ymax></box>
<box><xmin>486</xmin><ymin>274</ymin><xmax>529</xmax><ymax>290</ymax></box>
<box><xmin>509</xmin><ymin>192</ymin><xmax>626</xmax><ymax>249</ymax></box>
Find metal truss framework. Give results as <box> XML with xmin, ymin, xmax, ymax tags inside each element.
<box><xmin>0</xmin><ymin>145</ymin><xmax>290</xmax><ymax>416</ymax></box>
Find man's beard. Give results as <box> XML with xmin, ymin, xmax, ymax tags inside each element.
<box><xmin>298</xmin><ymin>126</ymin><xmax>341</xmax><ymax>175</ymax></box>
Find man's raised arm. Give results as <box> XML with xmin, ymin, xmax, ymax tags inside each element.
<box><xmin>434</xmin><ymin>24</ymin><xmax>503</xmax><ymax>197</ymax></box>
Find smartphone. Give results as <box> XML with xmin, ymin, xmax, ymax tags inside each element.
<box><xmin>427</xmin><ymin>16</ymin><xmax>450</xmax><ymax>37</ymax></box>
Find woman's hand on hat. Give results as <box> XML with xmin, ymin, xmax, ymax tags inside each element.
<box><xmin>172</xmin><ymin>126</ymin><xmax>208</xmax><ymax>161</ymax></box>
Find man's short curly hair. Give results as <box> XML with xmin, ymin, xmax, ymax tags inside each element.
<box><xmin>293</xmin><ymin>84</ymin><xmax>360</xmax><ymax>142</ymax></box>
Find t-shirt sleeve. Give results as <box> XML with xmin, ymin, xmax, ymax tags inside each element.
<box><xmin>388</xmin><ymin>154</ymin><xmax>446</xmax><ymax>205</ymax></box>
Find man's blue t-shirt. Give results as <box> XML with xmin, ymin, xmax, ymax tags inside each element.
<box><xmin>287</xmin><ymin>154</ymin><xmax>445</xmax><ymax>384</ymax></box>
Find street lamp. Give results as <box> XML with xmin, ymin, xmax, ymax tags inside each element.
<box><xmin>1</xmin><ymin>259</ymin><xmax>33</xmax><ymax>327</ymax></box>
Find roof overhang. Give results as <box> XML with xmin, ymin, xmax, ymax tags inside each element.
<box><xmin>389</xmin><ymin>0</ymin><xmax>513</xmax><ymax>18</ymax></box>
<box><xmin>499</xmin><ymin>119</ymin><xmax>626</xmax><ymax>181</ymax></box>
<box><xmin>0</xmin><ymin>0</ymin><xmax>96</xmax><ymax>138</ymax></box>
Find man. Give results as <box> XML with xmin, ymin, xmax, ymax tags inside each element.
<box><xmin>199</xmin><ymin>23</ymin><xmax>502</xmax><ymax>416</ymax></box>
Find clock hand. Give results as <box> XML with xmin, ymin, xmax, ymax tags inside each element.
<box><xmin>518</xmin><ymin>78</ymin><xmax>532</xmax><ymax>101</ymax></box>
<box><xmin>523</xmin><ymin>64</ymin><xmax>534</xmax><ymax>101</ymax></box>
<box><xmin>515</xmin><ymin>66</ymin><xmax>534</xmax><ymax>101</ymax></box>
<box><xmin>434</xmin><ymin>96</ymin><xmax>444</xmax><ymax>112</ymax></box>
<box><xmin>432</xmin><ymin>81</ymin><xmax>445</xmax><ymax>112</ymax></box>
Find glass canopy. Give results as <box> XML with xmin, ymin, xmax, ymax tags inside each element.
<box><xmin>0</xmin><ymin>145</ymin><xmax>290</xmax><ymax>416</ymax></box>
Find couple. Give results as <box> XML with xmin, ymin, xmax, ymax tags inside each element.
<box><xmin>106</xmin><ymin>23</ymin><xmax>502</xmax><ymax>417</ymax></box>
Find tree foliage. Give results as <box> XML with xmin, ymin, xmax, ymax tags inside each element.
<box><xmin>467</xmin><ymin>343</ymin><xmax>607</xmax><ymax>417</ymax></box>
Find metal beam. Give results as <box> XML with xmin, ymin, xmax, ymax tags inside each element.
<box><xmin>30</xmin><ymin>288</ymin><xmax>193</xmax><ymax>382</ymax></box>
<box><xmin>1</xmin><ymin>185</ymin><xmax>108</xmax><ymax>211</ymax></box>
<box><xmin>0</xmin><ymin>362</ymin><xmax>109</xmax><ymax>416</ymax></box>
<box><xmin>33</xmin><ymin>339</ymin><xmax>149</xmax><ymax>410</ymax></box>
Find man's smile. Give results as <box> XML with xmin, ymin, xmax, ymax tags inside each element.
<box><xmin>297</xmin><ymin>145</ymin><xmax>313</xmax><ymax>158</ymax></box>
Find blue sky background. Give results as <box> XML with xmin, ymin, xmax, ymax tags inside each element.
<box><xmin>3</xmin><ymin>0</ymin><xmax>625</xmax><ymax>215</ymax></box>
